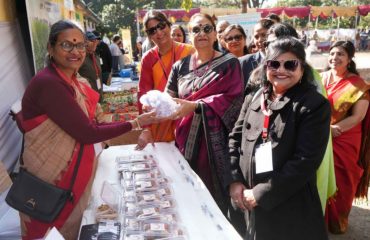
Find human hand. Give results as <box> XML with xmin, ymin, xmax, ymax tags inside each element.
<box><xmin>142</xmin><ymin>105</ymin><xmax>154</xmax><ymax>113</ymax></box>
<box><xmin>331</xmin><ymin>124</ymin><xmax>342</xmax><ymax>137</ymax></box>
<box><xmin>171</xmin><ymin>98</ymin><xmax>197</xmax><ymax>120</ymax></box>
<box><xmin>229</xmin><ymin>182</ymin><xmax>247</xmax><ymax>211</ymax></box>
<box><xmin>136</xmin><ymin>111</ymin><xmax>157</xmax><ymax>126</ymax></box>
<box><xmin>135</xmin><ymin>129</ymin><xmax>154</xmax><ymax>150</ymax></box>
<box><xmin>243</xmin><ymin>189</ymin><xmax>257</xmax><ymax>210</ymax></box>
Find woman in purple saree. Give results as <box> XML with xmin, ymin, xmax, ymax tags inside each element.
<box><xmin>165</xmin><ymin>13</ymin><xmax>243</xmax><ymax>212</ymax></box>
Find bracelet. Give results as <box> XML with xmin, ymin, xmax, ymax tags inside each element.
<box><xmin>134</xmin><ymin>118</ymin><xmax>142</xmax><ymax>130</ymax></box>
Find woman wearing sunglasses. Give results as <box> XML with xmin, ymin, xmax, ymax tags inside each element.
<box><xmin>322</xmin><ymin>41</ymin><xmax>370</xmax><ymax>234</ymax></box>
<box><xmin>239</xmin><ymin>19</ymin><xmax>274</xmax><ymax>94</ymax></box>
<box><xmin>223</xmin><ymin>24</ymin><xmax>248</xmax><ymax>58</ymax></box>
<box><xmin>228</xmin><ymin>37</ymin><xmax>330</xmax><ymax>240</ymax></box>
<box><xmin>165</xmin><ymin>13</ymin><xmax>243</xmax><ymax>214</ymax></box>
<box><xmin>137</xmin><ymin>10</ymin><xmax>193</xmax><ymax>150</ymax></box>
<box><xmin>18</xmin><ymin>20</ymin><xmax>157</xmax><ymax>239</ymax></box>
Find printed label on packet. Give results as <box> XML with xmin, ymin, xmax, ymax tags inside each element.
<box><xmin>150</xmin><ymin>223</ymin><xmax>166</xmax><ymax>232</ymax></box>
<box><xmin>142</xmin><ymin>208</ymin><xmax>156</xmax><ymax>215</ymax></box>
<box><xmin>143</xmin><ymin>194</ymin><xmax>156</xmax><ymax>201</ymax></box>
<box><xmin>160</xmin><ymin>201</ymin><xmax>171</xmax><ymax>209</ymax></box>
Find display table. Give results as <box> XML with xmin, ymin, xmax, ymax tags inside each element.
<box><xmin>80</xmin><ymin>142</ymin><xmax>242</xmax><ymax>240</ymax></box>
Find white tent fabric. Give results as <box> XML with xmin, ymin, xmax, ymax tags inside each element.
<box><xmin>0</xmin><ymin>20</ymin><xmax>32</xmax><ymax>239</ymax></box>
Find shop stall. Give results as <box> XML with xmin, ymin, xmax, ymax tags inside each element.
<box><xmin>79</xmin><ymin>143</ymin><xmax>242</xmax><ymax>240</ymax></box>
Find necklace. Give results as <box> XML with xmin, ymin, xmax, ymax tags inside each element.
<box><xmin>192</xmin><ymin>50</ymin><xmax>215</xmax><ymax>78</ymax></box>
<box><xmin>191</xmin><ymin>51</ymin><xmax>215</xmax><ymax>92</ymax></box>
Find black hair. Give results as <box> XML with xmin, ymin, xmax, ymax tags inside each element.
<box><xmin>223</xmin><ymin>24</ymin><xmax>249</xmax><ymax>55</ymax></box>
<box><xmin>48</xmin><ymin>20</ymin><xmax>84</xmax><ymax>47</ymax></box>
<box><xmin>268</xmin><ymin>23</ymin><xmax>298</xmax><ymax>39</ymax></box>
<box><xmin>189</xmin><ymin>13</ymin><xmax>216</xmax><ymax>31</ymax></box>
<box><xmin>249</xmin><ymin>37</ymin><xmax>313</xmax><ymax>95</ymax></box>
<box><xmin>266</xmin><ymin>13</ymin><xmax>281</xmax><ymax>23</ymax></box>
<box><xmin>171</xmin><ymin>25</ymin><xmax>186</xmax><ymax>43</ymax></box>
<box><xmin>112</xmin><ymin>35</ymin><xmax>121</xmax><ymax>43</ymax></box>
<box><xmin>143</xmin><ymin>10</ymin><xmax>172</xmax><ymax>32</ymax></box>
<box><xmin>326</xmin><ymin>40</ymin><xmax>359</xmax><ymax>75</ymax></box>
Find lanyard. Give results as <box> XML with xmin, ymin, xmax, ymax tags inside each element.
<box><xmin>90</xmin><ymin>53</ymin><xmax>100</xmax><ymax>78</ymax></box>
<box><xmin>260</xmin><ymin>93</ymin><xmax>272</xmax><ymax>141</ymax></box>
<box><xmin>155</xmin><ymin>43</ymin><xmax>175</xmax><ymax>80</ymax></box>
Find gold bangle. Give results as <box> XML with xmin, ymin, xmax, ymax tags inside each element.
<box><xmin>134</xmin><ymin>118</ymin><xmax>142</xmax><ymax>130</ymax></box>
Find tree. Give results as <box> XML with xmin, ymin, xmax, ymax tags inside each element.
<box><xmin>86</xmin><ymin>0</ymin><xmax>183</xmax><ymax>47</ymax></box>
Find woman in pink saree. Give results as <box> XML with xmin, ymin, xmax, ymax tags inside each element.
<box><xmin>165</xmin><ymin>13</ymin><xmax>243</xmax><ymax>212</ymax></box>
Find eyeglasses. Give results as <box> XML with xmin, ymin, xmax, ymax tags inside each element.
<box><xmin>224</xmin><ymin>34</ymin><xmax>243</xmax><ymax>43</ymax></box>
<box><xmin>145</xmin><ymin>22</ymin><xmax>167</xmax><ymax>36</ymax></box>
<box><xmin>59</xmin><ymin>41</ymin><xmax>86</xmax><ymax>52</ymax></box>
<box><xmin>266</xmin><ymin>59</ymin><xmax>300</xmax><ymax>72</ymax></box>
<box><xmin>191</xmin><ymin>24</ymin><xmax>214</xmax><ymax>35</ymax></box>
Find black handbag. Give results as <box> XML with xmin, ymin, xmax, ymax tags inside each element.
<box><xmin>6</xmin><ymin>136</ymin><xmax>84</xmax><ymax>223</ymax></box>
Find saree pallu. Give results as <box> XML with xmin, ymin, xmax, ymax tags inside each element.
<box><xmin>171</xmin><ymin>53</ymin><xmax>243</xmax><ymax>211</ymax></box>
<box><xmin>322</xmin><ymin>72</ymin><xmax>370</xmax><ymax>233</ymax></box>
<box><xmin>139</xmin><ymin>42</ymin><xmax>193</xmax><ymax>142</ymax></box>
<box><xmin>20</xmin><ymin>80</ymin><xmax>99</xmax><ymax>240</ymax></box>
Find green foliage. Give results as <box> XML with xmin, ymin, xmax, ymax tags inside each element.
<box><xmin>31</xmin><ymin>19</ymin><xmax>49</xmax><ymax>72</ymax></box>
<box><xmin>181</xmin><ymin>0</ymin><xmax>193</xmax><ymax>11</ymax></box>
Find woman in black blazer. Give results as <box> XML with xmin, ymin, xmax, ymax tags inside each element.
<box><xmin>227</xmin><ymin>37</ymin><xmax>330</xmax><ymax>240</ymax></box>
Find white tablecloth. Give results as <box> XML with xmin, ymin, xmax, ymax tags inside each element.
<box><xmin>80</xmin><ymin>142</ymin><xmax>242</xmax><ymax>240</ymax></box>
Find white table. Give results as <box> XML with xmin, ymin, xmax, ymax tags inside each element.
<box><xmin>81</xmin><ymin>142</ymin><xmax>242</xmax><ymax>240</ymax></box>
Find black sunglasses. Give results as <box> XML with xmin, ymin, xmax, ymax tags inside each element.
<box><xmin>266</xmin><ymin>59</ymin><xmax>300</xmax><ymax>72</ymax></box>
<box><xmin>225</xmin><ymin>34</ymin><xmax>243</xmax><ymax>43</ymax></box>
<box><xmin>191</xmin><ymin>24</ymin><xmax>214</xmax><ymax>35</ymax></box>
<box><xmin>146</xmin><ymin>22</ymin><xmax>167</xmax><ymax>36</ymax></box>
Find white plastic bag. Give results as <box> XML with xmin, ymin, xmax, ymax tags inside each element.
<box><xmin>140</xmin><ymin>90</ymin><xmax>178</xmax><ymax>118</ymax></box>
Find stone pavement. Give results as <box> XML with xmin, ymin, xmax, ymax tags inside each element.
<box><xmin>328</xmin><ymin>194</ymin><xmax>370</xmax><ymax>240</ymax></box>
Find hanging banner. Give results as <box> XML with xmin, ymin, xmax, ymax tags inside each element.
<box><xmin>218</xmin><ymin>13</ymin><xmax>261</xmax><ymax>44</ymax></box>
<box><xmin>25</xmin><ymin>0</ymin><xmax>63</xmax><ymax>72</ymax></box>
<box><xmin>64</xmin><ymin>0</ymin><xmax>74</xmax><ymax>11</ymax></box>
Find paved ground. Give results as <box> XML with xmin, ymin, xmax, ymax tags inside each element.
<box><xmin>328</xmin><ymin>194</ymin><xmax>370</xmax><ymax>240</ymax></box>
<box><xmin>309</xmin><ymin>52</ymin><xmax>370</xmax><ymax>240</ymax></box>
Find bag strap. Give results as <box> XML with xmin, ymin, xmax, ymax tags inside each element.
<box><xmin>19</xmin><ymin>135</ymin><xmax>84</xmax><ymax>201</ymax></box>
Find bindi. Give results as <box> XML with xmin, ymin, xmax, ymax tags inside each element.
<box><xmin>73</xmin><ymin>38</ymin><xmax>76</xmax><ymax>42</ymax></box>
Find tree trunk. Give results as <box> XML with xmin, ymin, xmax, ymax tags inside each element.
<box><xmin>241</xmin><ymin>0</ymin><xmax>248</xmax><ymax>13</ymax></box>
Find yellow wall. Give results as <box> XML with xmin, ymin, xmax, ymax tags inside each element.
<box><xmin>0</xmin><ymin>0</ymin><xmax>16</xmax><ymax>22</ymax></box>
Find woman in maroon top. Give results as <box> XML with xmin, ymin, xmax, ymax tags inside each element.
<box><xmin>19</xmin><ymin>20</ymin><xmax>156</xmax><ymax>240</ymax></box>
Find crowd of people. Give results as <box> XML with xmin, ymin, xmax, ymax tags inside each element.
<box><xmin>9</xmin><ymin>10</ymin><xmax>370</xmax><ymax>240</ymax></box>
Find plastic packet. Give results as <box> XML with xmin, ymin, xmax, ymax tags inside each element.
<box><xmin>136</xmin><ymin>191</ymin><xmax>161</xmax><ymax>205</ymax></box>
<box><xmin>139</xmin><ymin>90</ymin><xmax>179</xmax><ymax>118</ymax></box>
<box><xmin>158</xmin><ymin>198</ymin><xmax>176</xmax><ymax>211</ymax></box>
<box><xmin>156</xmin><ymin>187</ymin><xmax>172</xmax><ymax>198</ymax></box>
<box><xmin>123</xmin><ymin>202</ymin><xmax>138</xmax><ymax>217</ymax></box>
<box><xmin>158</xmin><ymin>209</ymin><xmax>179</xmax><ymax>224</ymax></box>
<box><xmin>123</xmin><ymin>217</ymin><xmax>142</xmax><ymax>231</ymax></box>
<box><xmin>97</xmin><ymin>220</ymin><xmax>120</xmax><ymax>240</ymax></box>
<box><xmin>133</xmin><ymin>170</ymin><xmax>157</xmax><ymax>181</ymax></box>
<box><xmin>123</xmin><ymin>231</ymin><xmax>146</xmax><ymax>240</ymax></box>
<box><xmin>136</xmin><ymin>205</ymin><xmax>160</xmax><ymax>219</ymax></box>
<box><xmin>142</xmin><ymin>220</ymin><xmax>172</xmax><ymax>238</ymax></box>
<box><xmin>130</xmin><ymin>163</ymin><xmax>152</xmax><ymax>172</ymax></box>
<box><xmin>123</xmin><ymin>190</ymin><xmax>137</xmax><ymax>203</ymax></box>
<box><xmin>134</xmin><ymin>179</ymin><xmax>159</xmax><ymax>192</ymax></box>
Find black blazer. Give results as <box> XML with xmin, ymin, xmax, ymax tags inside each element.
<box><xmin>239</xmin><ymin>51</ymin><xmax>263</xmax><ymax>88</ymax></box>
<box><xmin>227</xmin><ymin>82</ymin><xmax>330</xmax><ymax>240</ymax></box>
